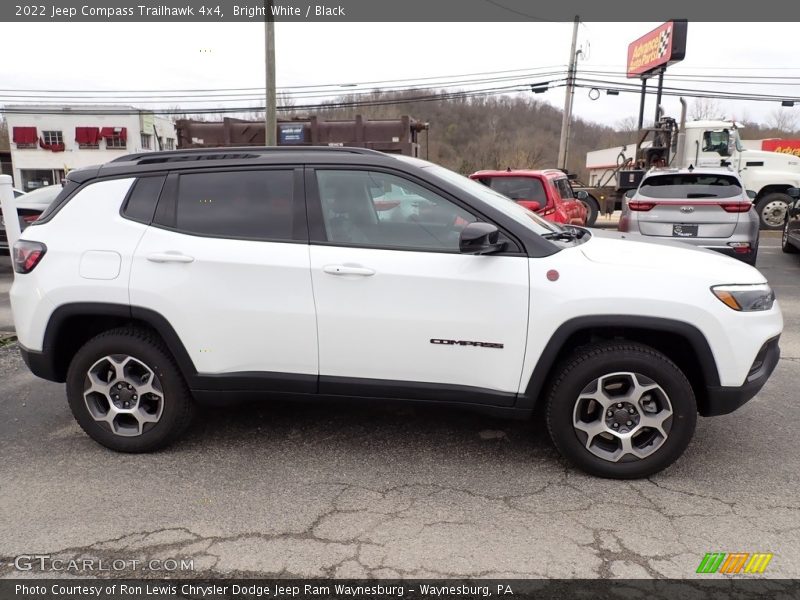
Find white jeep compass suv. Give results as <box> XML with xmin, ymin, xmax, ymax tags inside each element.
<box><xmin>5</xmin><ymin>147</ymin><xmax>783</xmax><ymax>478</ymax></box>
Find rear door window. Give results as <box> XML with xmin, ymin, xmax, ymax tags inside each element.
<box><xmin>173</xmin><ymin>170</ymin><xmax>295</xmax><ymax>241</ymax></box>
<box><xmin>639</xmin><ymin>174</ymin><xmax>743</xmax><ymax>199</ymax></box>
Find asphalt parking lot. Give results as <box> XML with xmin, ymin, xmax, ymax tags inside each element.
<box><xmin>0</xmin><ymin>233</ymin><xmax>798</xmax><ymax>579</ymax></box>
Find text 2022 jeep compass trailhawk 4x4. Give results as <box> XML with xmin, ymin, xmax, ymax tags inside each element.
<box><xmin>6</xmin><ymin>147</ymin><xmax>783</xmax><ymax>478</ymax></box>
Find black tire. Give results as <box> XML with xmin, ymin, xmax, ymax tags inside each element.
<box><xmin>782</xmin><ymin>217</ymin><xmax>799</xmax><ymax>254</ymax></box>
<box><xmin>580</xmin><ymin>195</ymin><xmax>600</xmax><ymax>227</ymax></box>
<box><xmin>545</xmin><ymin>342</ymin><xmax>697</xmax><ymax>479</ymax></box>
<box><xmin>754</xmin><ymin>193</ymin><xmax>791</xmax><ymax>230</ymax></box>
<box><xmin>66</xmin><ymin>327</ymin><xmax>194</xmax><ymax>452</ymax></box>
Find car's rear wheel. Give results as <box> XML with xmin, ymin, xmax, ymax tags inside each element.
<box><xmin>66</xmin><ymin>327</ymin><xmax>194</xmax><ymax>452</ymax></box>
<box><xmin>783</xmin><ymin>217</ymin><xmax>799</xmax><ymax>254</ymax></box>
<box><xmin>546</xmin><ymin>342</ymin><xmax>697</xmax><ymax>479</ymax></box>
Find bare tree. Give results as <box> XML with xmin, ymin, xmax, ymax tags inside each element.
<box><xmin>766</xmin><ymin>108</ymin><xmax>798</xmax><ymax>133</ymax></box>
<box><xmin>689</xmin><ymin>97</ymin><xmax>722</xmax><ymax>121</ymax></box>
<box><xmin>615</xmin><ymin>116</ymin><xmax>639</xmax><ymax>132</ymax></box>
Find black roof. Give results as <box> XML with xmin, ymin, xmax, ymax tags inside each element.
<box><xmin>68</xmin><ymin>146</ymin><xmax>404</xmax><ymax>183</ymax></box>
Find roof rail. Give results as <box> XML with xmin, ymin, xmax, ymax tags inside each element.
<box><xmin>109</xmin><ymin>145</ymin><xmax>387</xmax><ymax>164</ymax></box>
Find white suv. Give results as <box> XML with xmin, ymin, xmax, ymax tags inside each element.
<box><xmin>5</xmin><ymin>148</ymin><xmax>783</xmax><ymax>478</ymax></box>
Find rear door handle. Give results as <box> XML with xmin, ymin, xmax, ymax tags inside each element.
<box><xmin>323</xmin><ymin>265</ymin><xmax>375</xmax><ymax>276</ymax></box>
<box><xmin>146</xmin><ymin>252</ymin><xmax>195</xmax><ymax>264</ymax></box>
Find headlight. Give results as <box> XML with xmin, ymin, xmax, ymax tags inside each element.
<box><xmin>711</xmin><ymin>284</ymin><xmax>775</xmax><ymax>311</ymax></box>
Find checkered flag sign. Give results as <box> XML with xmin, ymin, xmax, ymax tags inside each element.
<box><xmin>658</xmin><ymin>26</ymin><xmax>672</xmax><ymax>58</ymax></box>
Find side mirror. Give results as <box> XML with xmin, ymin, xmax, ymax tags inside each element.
<box><xmin>459</xmin><ymin>222</ymin><xmax>506</xmax><ymax>255</ymax></box>
<box><xmin>575</xmin><ymin>190</ymin><xmax>588</xmax><ymax>200</ymax></box>
<box><xmin>624</xmin><ymin>189</ymin><xmax>636</xmax><ymax>199</ymax></box>
<box><xmin>787</xmin><ymin>187</ymin><xmax>800</xmax><ymax>199</ymax></box>
<box><xmin>746</xmin><ymin>190</ymin><xmax>757</xmax><ymax>200</ymax></box>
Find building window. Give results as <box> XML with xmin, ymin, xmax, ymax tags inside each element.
<box><xmin>100</xmin><ymin>127</ymin><xmax>127</xmax><ymax>149</ymax></box>
<box><xmin>141</xmin><ymin>133</ymin><xmax>152</xmax><ymax>150</ymax></box>
<box><xmin>75</xmin><ymin>127</ymin><xmax>100</xmax><ymax>149</ymax></box>
<box><xmin>106</xmin><ymin>135</ymin><xmax>126</xmax><ymax>149</ymax></box>
<box><xmin>165</xmin><ymin>138</ymin><xmax>175</xmax><ymax>150</ymax></box>
<box><xmin>42</xmin><ymin>131</ymin><xmax>63</xmax><ymax>146</ymax></box>
<box><xmin>12</xmin><ymin>126</ymin><xmax>38</xmax><ymax>148</ymax></box>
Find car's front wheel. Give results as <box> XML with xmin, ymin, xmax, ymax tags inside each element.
<box><xmin>66</xmin><ymin>327</ymin><xmax>194</xmax><ymax>452</ymax></box>
<box><xmin>546</xmin><ymin>342</ymin><xmax>697</xmax><ymax>478</ymax></box>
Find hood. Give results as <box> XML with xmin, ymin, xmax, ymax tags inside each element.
<box><xmin>741</xmin><ymin>149</ymin><xmax>800</xmax><ymax>171</ymax></box>
<box><xmin>580</xmin><ymin>230</ymin><xmax>766</xmax><ymax>284</ymax></box>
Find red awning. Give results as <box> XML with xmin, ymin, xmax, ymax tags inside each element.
<box><xmin>75</xmin><ymin>127</ymin><xmax>101</xmax><ymax>145</ymax></box>
<box><xmin>100</xmin><ymin>127</ymin><xmax>127</xmax><ymax>141</ymax></box>
<box><xmin>12</xmin><ymin>127</ymin><xmax>37</xmax><ymax>144</ymax></box>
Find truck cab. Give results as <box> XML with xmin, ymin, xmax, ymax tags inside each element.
<box><xmin>679</xmin><ymin>121</ymin><xmax>800</xmax><ymax>229</ymax></box>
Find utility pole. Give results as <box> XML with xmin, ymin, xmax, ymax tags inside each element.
<box><xmin>264</xmin><ymin>0</ymin><xmax>276</xmax><ymax>146</ymax></box>
<box><xmin>557</xmin><ymin>15</ymin><xmax>579</xmax><ymax>171</ymax></box>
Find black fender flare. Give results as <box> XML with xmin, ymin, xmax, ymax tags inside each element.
<box><xmin>519</xmin><ymin>315</ymin><xmax>720</xmax><ymax>409</ymax></box>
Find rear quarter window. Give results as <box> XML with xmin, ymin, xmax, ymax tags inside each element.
<box><xmin>640</xmin><ymin>174</ymin><xmax>743</xmax><ymax>199</ymax></box>
<box><xmin>122</xmin><ymin>175</ymin><xmax>166</xmax><ymax>224</ymax></box>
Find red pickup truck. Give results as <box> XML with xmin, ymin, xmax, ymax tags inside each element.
<box><xmin>469</xmin><ymin>169</ymin><xmax>588</xmax><ymax>226</ymax></box>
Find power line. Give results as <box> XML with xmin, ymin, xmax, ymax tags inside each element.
<box><xmin>0</xmin><ymin>64</ymin><xmax>568</xmax><ymax>95</ymax></box>
<box><xmin>0</xmin><ymin>83</ymin><xmax>564</xmax><ymax>116</ymax></box>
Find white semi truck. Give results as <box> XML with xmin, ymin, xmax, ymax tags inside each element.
<box><xmin>580</xmin><ymin>104</ymin><xmax>800</xmax><ymax>229</ymax></box>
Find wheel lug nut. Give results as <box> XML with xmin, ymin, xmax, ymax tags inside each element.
<box><xmin>617</xmin><ymin>403</ymin><xmax>623</xmax><ymax>408</ymax></box>
<box><xmin>607</xmin><ymin>410</ymin><xmax>613</xmax><ymax>416</ymax></box>
<box><xmin>626</xmin><ymin>420</ymin><xmax>632</xmax><ymax>426</ymax></box>
<box><xmin>629</xmin><ymin>408</ymin><xmax>635</xmax><ymax>414</ymax></box>
<box><xmin>117</xmin><ymin>383</ymin><xmax>123</xmax><ymax>389</ymax></box>
<box><xmin>612</xmin><ymin>423</ymin><xmax>619</xmax><ymax>428</ymax></box>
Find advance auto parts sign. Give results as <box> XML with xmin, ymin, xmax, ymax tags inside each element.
<box><xmin>627</xmin><ymin>21</ymin><xmax>687</xmax><ymax>78</ymax></box>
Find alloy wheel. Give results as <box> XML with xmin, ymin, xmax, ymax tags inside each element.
<box><xmin>83</xmin><ymin>354</ymin><xmax>164</xmax><ymax>437</ymax></box>
<box><xmin>572</xmin><ymin>371</ymin><xmax>673</xmax><ymax>463</ymax></box>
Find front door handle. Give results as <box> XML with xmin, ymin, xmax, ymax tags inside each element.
<box><xmin>146</xmin><ymin>252</ymin><xmax>195</xmax><ymax>264</ymax></box>
<box><xmin>323</xmin><ymin>265</ymin><xmax>375</xmax><ymax>276</ymax></box>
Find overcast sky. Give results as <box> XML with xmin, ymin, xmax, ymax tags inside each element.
<box><xmin>2</xmin><ymin>22</ymin><xmax>799</xmax><ymax>132</ymax></box>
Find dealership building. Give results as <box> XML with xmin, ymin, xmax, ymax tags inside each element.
<box><xmin>4</xmin><ymin>105</ymin><xmax>176</xmax><ymax>191</ymax></box>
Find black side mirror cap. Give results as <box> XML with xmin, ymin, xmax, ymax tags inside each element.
<box><xmin>575</xmin><ymin>190</ymin><xmax>588</xmax><ymax>200</ymax></box>
<box><xmin>787</xmin><ymin>187</ymin><xmax>800</xmax><ymax>199</ymax></box>
<box><xmin>459</xmin><ymin>222</ymin><xmax>506</xmax><ymax>255</ymax></box>
<box><xmin>746</xmin><ymin>190</ymin><xmax>757</xmax><ymax>200</ymax></box>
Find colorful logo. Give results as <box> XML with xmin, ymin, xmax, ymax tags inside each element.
<box><xmin>696</xmin><ymin>552</ymin><xmax>773</xmax><ymax>574</ymax></box>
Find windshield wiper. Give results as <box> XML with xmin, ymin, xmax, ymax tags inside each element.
<box><xmin>542</xmin><ymin>226</ymin><xmax>589</xmax><ymax>242</ymax></box>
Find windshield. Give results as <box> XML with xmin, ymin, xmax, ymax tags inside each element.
<box><xmin>419</xmin><ymin>164</ymin><xmax>560</xmax><ymax>234</ymax></box>
<box><xmin>639</xmin><ymin>173</ymin><xmax>743</xmax><ymax>199</ymax></box>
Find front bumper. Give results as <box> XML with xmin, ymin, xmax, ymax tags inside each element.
<box><xmin>701</xmin><ymin>336</ymin><xmax>780</xmax><ymax>416</ymax></box>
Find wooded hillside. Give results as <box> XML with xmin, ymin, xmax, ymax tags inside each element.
<box><xmin>287</xmin><ymin>89</ymin><xmax>632</xmax><ymax>178</ymax></box>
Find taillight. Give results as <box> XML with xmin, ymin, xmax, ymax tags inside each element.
<box><xmin>728</xmin><ymin>241</ymin><xmax>752</xmax><ymax>254</ymax></box>
<box><xmin>628</xmin><ymin>201</ymin><xmax>655</xmax><ymax>211</ymax></box>
<box><xmin>720</xmin><ymin>203</ymin><xmax>751</xmax><ymax>213</ymax></box>
<box><xmin>12</xmin><ymin>240</ymin><xmax>47</xmax><ymax>274</ymax></box>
